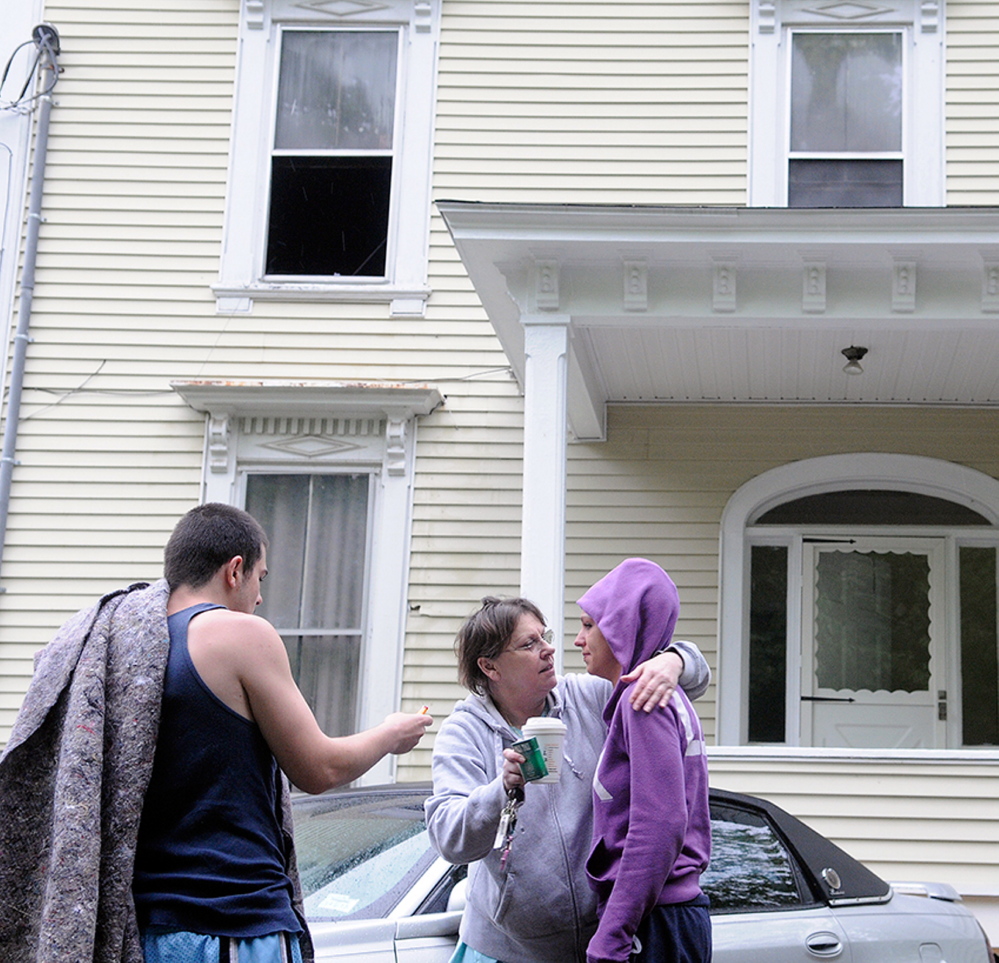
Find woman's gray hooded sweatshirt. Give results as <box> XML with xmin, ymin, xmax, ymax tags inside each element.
<box><xmin>425</xmin><ymin>643</ymin><xmax>709</xmax><ymax>963</ymax></box>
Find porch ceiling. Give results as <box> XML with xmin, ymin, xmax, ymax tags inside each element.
<box><xmin>439</xmin><ymin>202</ymin><xmax>999</xmax><ymax>440</ymax></box>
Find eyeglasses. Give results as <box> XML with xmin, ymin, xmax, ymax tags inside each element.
<box><xmin>508</xmin><ymin>628</ymin><xmax>555</xmax><ymax>654</ymax></box>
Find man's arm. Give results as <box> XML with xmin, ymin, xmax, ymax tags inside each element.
<box><xmin>187</xmin><ymin>608</ymin><xmax>431</xmax><ymax>793</ymax></box>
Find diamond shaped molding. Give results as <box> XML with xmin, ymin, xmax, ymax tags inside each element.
<box><xmin>259</xmin><ymin>435</ymin><xmax>362</xmax><ymax>458</ymax></box>
<box><xmin>293</xmin><ymin>0</ymin><xmax>391</xmax><ymax>16</ymax></box>
<box><xmin>805</xmin><ymin>1</ymin><xmax>893</xmax><ymax>18</ymax></box>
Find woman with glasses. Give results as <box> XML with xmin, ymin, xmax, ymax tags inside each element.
<box><xmin>425</xmin><ymin>595</ymin><xmax>709</xmax><ymax>963</ymax></box>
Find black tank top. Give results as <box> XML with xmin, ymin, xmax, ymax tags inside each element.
<box><xmin>132</xmin><ymin>603</ymin><xmax>301</xmax><ymax>937</ymax></box>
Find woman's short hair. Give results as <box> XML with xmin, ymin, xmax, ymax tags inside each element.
<box><xmin>164</xmin><ymin>503</ymin><xmax>268</xmax><ymax>591</ymax></box>
<box><xmin>455</xmin><ymin>596</ymin><xmax>546</xmax><ymax>695</ymax></box>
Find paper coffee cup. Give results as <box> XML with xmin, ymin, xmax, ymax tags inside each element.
<box><xmin>522</xmin><ymin>717</ymin><xmax>567</xmax><ymax>783</ymax></box>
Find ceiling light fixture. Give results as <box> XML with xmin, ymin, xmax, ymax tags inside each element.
<box><xmin>841</xmin><ymin>345</ymin><xmax>868</xmax><ymax>376</ymax></box>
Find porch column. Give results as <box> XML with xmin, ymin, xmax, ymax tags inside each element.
<box><xmin>520</xmin><ymin>315</ymin><xmax>570</xmax><ymax>669</ymax></box>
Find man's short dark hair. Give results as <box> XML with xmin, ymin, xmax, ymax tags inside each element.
<box><xmin>164</xmin><ymin>503</ymin><xmax>268</xmax><ymax>591</ymax></box>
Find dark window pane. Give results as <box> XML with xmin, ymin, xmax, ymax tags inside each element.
<box><xmin>960</xmin><ymin>547</ymin><xmax>999</xmax><ymax>746</ymax></box>
<box><xmin>704</xmin><ymin>802</ymin><xmax>804</xmax><ymax>912</ymax></box>
<box><xmin>266</xmin><ymin>156</ymin><xmax>391</xmax><ymax>277</ymax></box>
<box><xmin>789</xmin><ymin>159</ymin><xmax>902</xmax><ymax>208</ymax></box>
<box><xmin>749</xmin><ymin>545</ymin><xmax>788</xmax><ymax>743</ymax></box>
<box><xmin>756</xmin><ymin>490</ymin><xmax>990</xmax><ymax>526</ymax></box>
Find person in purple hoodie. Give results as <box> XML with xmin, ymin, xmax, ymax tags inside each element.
<box><xmin>575</xmin><ymin>558</ymin><xmax>712</xmax><ymax>963</ymax></box>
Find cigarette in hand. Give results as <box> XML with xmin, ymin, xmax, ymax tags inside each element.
<box><xmin>419</xmin><ymin>704</ymin><xmax>431</xmax><ymax>715</ymax></box>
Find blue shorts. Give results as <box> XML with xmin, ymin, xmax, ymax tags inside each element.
<box><xmin>141</xmin><ymin>929</ymin><xmax>304</xmax><ymax>963</ymax></box>
<box><xmin>631</xmin><ymin>895</ymin><xmax>712</xmax><ymax>963</ymax></box>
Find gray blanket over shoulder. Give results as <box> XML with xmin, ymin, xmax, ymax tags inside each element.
<box><xmin>0</xmin><ymin>579</ymin><xmax>314</xmax><ymax>963</ymax></box>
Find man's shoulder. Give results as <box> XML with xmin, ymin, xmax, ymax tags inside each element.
<box><xmin>184</xmin><ymin>607</ymin><xmax>285</xmax><ymax>672</ymax></box>
<box><xmin>185</xmin><ymin>605</ymin><xmax>277</xmax><ymax>637</ymax></box>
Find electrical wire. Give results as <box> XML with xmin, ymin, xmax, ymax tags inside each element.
<box><xmin>1</xmin><ymin>34</ymin><xmax>60</xmax><ymax>113</ymax></box>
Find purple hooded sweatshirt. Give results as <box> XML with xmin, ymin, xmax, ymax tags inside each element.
<box><xmin>578</xmin><ymin>559</ymin><xmax>711</xmax><ymax>963</ymax></box>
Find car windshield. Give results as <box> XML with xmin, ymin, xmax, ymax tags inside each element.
<box><xmin>294</xmin><ymin>791</ymin><xmax>438</xmax><ymax>921</ymax></box>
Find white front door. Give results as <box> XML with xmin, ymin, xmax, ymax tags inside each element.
<box><xmin>800</xmin><ymin>537</ymin><xmax>946</xmax><ymax>749</ymax></box>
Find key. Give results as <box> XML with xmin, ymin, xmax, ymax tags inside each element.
<box><xmin>493</xmin><ymin>804</ymin><xmax>515</xmax><ymax>850</ymax></box>
<box><xmin>494</xmin><ymin>787</ymin><xmax>524</xmax><ymax>859</ymax></box>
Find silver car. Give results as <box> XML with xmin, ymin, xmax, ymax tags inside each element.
<box><xmin>293</xmin><ymin>783</ymin><xmax>995</xmax><ymax>962</ymax></box>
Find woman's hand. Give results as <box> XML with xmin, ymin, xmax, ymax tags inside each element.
<box><xmin>621</xmin><ymin>649</ymin><xmax>684</xmax><ymax>712</ymax></box>
<box><xmin>501</xmin><ymin>747</ymin><xmax>527</xmax><ymax>793</ymax></box>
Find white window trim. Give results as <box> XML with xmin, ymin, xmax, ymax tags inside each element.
<box><xmin>717</xmin><ymin>452</ymin><xmax>999</xmax><ymax>748</ymax></box>
<box><xmin>748</xmin><ymin>0</ymin><xmax>944</xmax><ymax>207</ymax></box>
<box><xmin>171</xmin><ymin>379</ymin><xmax>443</xmax><ymax>784</ymax></box>
<box><xmin>213</xmin><ymin>0</ymin><xmax>441</xmax><ymax>318</ymax></box>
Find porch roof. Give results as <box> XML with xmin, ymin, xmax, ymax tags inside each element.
<box><xmin>439</xmin><ymin>202</ymin><xmax>999</xmax><ymax>441</ymax></box>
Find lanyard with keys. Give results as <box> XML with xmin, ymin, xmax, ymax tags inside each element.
<box><xmin>492</xmin><ymin>786</ymin><xmax>525</xmax><ymax>870</ymax></box>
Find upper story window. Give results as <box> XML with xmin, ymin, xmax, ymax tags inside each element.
<box><xmin>214</xmin><ymin>0</ymin><xmax>441</xmax><ymax>316</ymax></box>
<box><xmin>268</xmin><ymin>29</ymin><xmax>398</xmax><ymax>278</ymax></box>
<box><xmin>788</xmin><ymin>31</ymin><xmax>902</xmax><ymax>207</ymax></box>
<box><xmin>749</xmin><ymin>0</ymin><xmax>943</xmax><ymax>208</ymax></box>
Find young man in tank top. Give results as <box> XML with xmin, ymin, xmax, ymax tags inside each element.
<box><xmin>132</xmin><ymin>503</ymin><xmax>433</xmax><ymax>963</ymax></box>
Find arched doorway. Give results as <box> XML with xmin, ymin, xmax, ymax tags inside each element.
<box><xmin>717</xmin><ymin>454</ymin><xmax>999</xmax><ymax>749</ymax></box>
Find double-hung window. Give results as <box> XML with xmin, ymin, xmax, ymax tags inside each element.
<box><xmin>171</xmin><ymin>380</ymin><xmax>443</xmax><ymax>782</ymax></box>
<box><xmin>788</xmin><ymin>31</ymin><xmax>903</xmax><ymax>207</ymax></box>
<box><xmin>215</xmin><ymin>0</ymin><xmax>440</xmax><ymax>315</ymax></box>
<box><xmin>267</xmin><ymin>29</ymin><xmax>398</xmax><ymax>278</ymax></box>
<box><xmin>749</xmin><ymin>0</ymin><xmax>943</xmax><ymax>207</ymax></box>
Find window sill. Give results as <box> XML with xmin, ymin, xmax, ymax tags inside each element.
<box><xmin>211</xmin><ymin>281</ymin><xmax>431</xmax><ymax>317</ymax></box>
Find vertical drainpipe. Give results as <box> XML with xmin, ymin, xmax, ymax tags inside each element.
<box><xmin>0</xmin><ymin>25</ymin><xmax>60</xmax><ymax>587</ymax></box>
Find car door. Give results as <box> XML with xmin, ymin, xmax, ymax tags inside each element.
<box><xmin>395</xmin><ymin>911</ymin><xmax>463</xmax><ymax>962</ymax></box>
<box><xmin>705</xmin><ymin>800</ymin><xmax>853</xmax><ymax>962</ymax></box>
<box><xmin>713</xmin><ymin>908</ymin><xmax>851</xmax><ymax>961</ymax></box>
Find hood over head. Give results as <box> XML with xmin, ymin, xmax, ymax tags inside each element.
<box><xmin>576</xmin><ymin>558</ymin><xmax>679</xmax><ymax>676</ymax></box>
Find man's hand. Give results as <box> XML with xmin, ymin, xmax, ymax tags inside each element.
<box><xmin>381</xmin><ymin>711</ymin><xmax>433</xmax><ymax>754</ymax></box>
<box><xmin>622</xmin><ymin>649</ymin><xmax>684</xmax><ymax>712</ymax></box>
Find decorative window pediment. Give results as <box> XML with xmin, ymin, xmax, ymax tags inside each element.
<box><xmin>749</xmin><ymin>0</ymin><xmax>943</xmax><ymax>207</ymax></box>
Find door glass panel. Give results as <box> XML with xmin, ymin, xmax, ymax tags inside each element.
<box><xmin>960</xmin><ymin>546</ymin><xmax>999</xmax><ymax>745</ymax></box>
<box><xmin>814</xmin><ymin>550</ymin><xmax>930</xmax><ymax>692</ymax></box>
<box><xmin>749</xmin><ymin>545</ymin><xmax>788</xmax><ymax>743</ymax></box>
